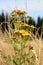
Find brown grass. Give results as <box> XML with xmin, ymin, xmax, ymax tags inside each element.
<box><xmin>0</xmin><ymin>30</ymin><xmax>43</xmax><ymax>65</ymax></box>
<box><xmin>0</xmin><ymin>32</ymin><xmax>15</xmax><ymax>65</ymax></box>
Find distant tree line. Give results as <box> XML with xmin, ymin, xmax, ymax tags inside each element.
<box><xmin>0</xmin><ymin>11</ymin><xmax>43</xmax><ymax>38</ymax></box>
<box><xmin>0</xmin><ymin>11</ymin><xmax>9</xmax><ymax>32</ymax></box>
<box><xmin>27</xmin><ymin>17</ymin><xmax>43</xmax><ymax>37</ymax></box>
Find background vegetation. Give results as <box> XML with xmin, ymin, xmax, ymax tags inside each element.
<box><xmin>0</xmin><ymin>11</ymin><xmax>43</xmax><ymax>37</ymax></box>
<box><xmin>0</xmin><ymin>10</ymin><xmax>43</xmax><ymax>65</ymax></box>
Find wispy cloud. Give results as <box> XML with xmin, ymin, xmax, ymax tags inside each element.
<box><xmin>28</xmin><ymin>0</ymin><xmax>43</xmax><ymax>11</ymax></box>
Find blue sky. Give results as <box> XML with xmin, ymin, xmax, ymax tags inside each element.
<box><xmin>0</xmin><ymin>0</ymin><xmax>43</xmax><ymax>20</ymax></box>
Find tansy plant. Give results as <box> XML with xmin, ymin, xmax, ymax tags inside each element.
<box><xmin>9</xmin><ymin>9</ymin><xmax>38</xmax><ymax>65</ymax></box>
<box><xmin>10</xmin><ymin>9</ymin><xmax>37</xmax><ymax>41</ymax></box>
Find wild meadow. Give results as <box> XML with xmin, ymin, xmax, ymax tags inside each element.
<box><xmin>0</xmin><ymin>9</ymin><xmax>43</xmax><ymax>65</ymax></box>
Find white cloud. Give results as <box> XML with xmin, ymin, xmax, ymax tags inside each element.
<box><xmin>27</xmin><ymin>0</ymin><xmax>43</xmax><ymax>11</ymax></box>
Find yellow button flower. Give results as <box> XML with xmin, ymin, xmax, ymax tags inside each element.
<box><xmin>30</xmin><ymin>25</ymin><xmax>36</xmax><ymax>29</ymax></box>
<box><xmin>14</xmin><ymin>30</ymin><xmax>19</xmax><ymax>33</ymax></box>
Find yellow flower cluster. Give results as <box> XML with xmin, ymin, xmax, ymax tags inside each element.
<box><xmin>14</xmin><ymin>30</ymin><xmax>31</xmax><ymax>36</ymax></box>
<box><xmin>16</xmin><ymin>20</ymin><xmax>21</xmax><ymax>23</ymax></box>
<box><xmin>14</xmin><ymin>30</ymin><xmax>19</xmax><ymax>33</ymax></box>
<box><xmin>10</xmin><ymin>13</ymin><xmax>16</xmax><ymax>17</ymax></box>
<box><xmin>27</xmin><ymin>16</ymin><xmax>31</xmax><ymax>18</ymax></box>
<box><xmin>12</xmin><ymin>9</ymin><xmax>26</xmax><ymax>14</ymax></box>
<box><xmin>20</xmin><ymin>23</ymin><xmax>37</xmax><ymax>29</ymax></box>
<box><xmin>19</xmin><ymin>30</ymin><xmax>31</xmax><ymax>36</ymax></box>
<box><xmin>20</xmin><ymin>23</ymin><xmax>30</xmax><ymax>27</ymax></box>
<box><xmin>10</xmin><ymin>12</ymin><xmax>17</xmax><ymax>18</ymax></box>
<box><xmin>30</xmin><ymin>25</ymin><xmax>37</xmax><ymax>29</ymax></box>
